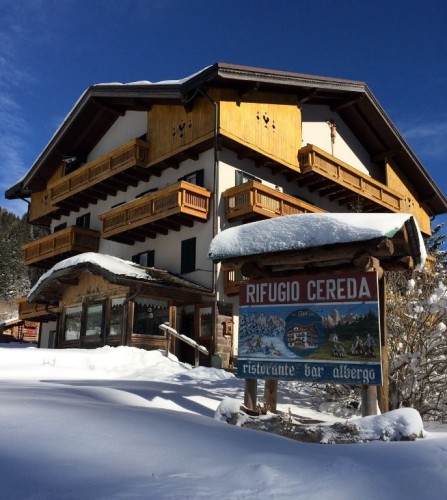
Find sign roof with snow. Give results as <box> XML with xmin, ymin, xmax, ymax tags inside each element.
<box><xmin>208</xmin><ymin>213</ymin><xmax>426</xmax><ymax>273</ymax></box>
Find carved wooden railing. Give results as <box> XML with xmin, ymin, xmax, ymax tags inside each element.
<box><xmin>22</xmin><ymin>226</ymin><xmax>100</xmax><ymax>267</ymax></box>
<box><xmin>298</xmin><ymin>144</ymin><xmax>404</xmax><ymax>212</ymax></box>
<box><xmin>99</xmin><ymin>180</ymin><xmax>211</xmax><ymax>239</ymax></box>
<box><xmin>223</xmin><ymin>180</ymin><xmax>325</xmax><ymax>221</ymax></box>
<box><xmin>48</xmin><ymin>138</ymin><xmax>150</xmax><ymax>205</ymax></box>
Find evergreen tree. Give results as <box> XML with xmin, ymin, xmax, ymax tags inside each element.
<box><xmin>0</xmin><ymin>208</ymin><xmax>46</xmax><ymax>299</ymax></box>
<box><xmin>425</xmin><ymin>222</ymin><xmax>447</xmax><ymax>269</ymax></box>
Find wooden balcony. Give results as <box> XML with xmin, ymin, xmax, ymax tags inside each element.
<box><xmin>18</xmin><ymin>297</ymin><xmax>60</xmax><ymax>322</ymax></box>
<box><xmin>99</xmin><ymin>181</ymin><xmax>212</xmax><ymax>244</ymax></box>
<box><xmin>223</xmin><ymin>180</ymin><xmax>325</xmax><ymax>222</ymax></box>
<box><xmin>223</xmin><ymin>268</ymin><xmax>248</xmax><ymax>295</ymax></box>
<box><xmin>47</xmin><ymin>138</ymin><xmax>151</xmax><ymax>213</ymax></box>
<box><xmin>298</xmin><ymin>144</ymin><xmax>404</xmax><ymax>212</ymax></box>
<box><xmin>22</xmin><ymin>226</ymin><xmax>100</xmax><ymax>268</ymax></box>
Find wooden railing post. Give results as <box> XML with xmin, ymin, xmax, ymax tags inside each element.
<box><xmin>264</xmin><ymin>379</ymin><xmax>278</xmax><ymax>413</ymax></box>
<box><xmin>165</xmin><ymin>329</ymin><xmax>171</xmax><ymax>358</ymax></box>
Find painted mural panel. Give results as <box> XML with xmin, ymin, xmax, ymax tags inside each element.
<box><xmin>238</xmin><ymin>272</ymin><xmax>382</xmax><ymax>385</ymax></box>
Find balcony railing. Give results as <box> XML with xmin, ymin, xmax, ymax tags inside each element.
<box><xmin>22</xmin><ymin>226</ymin><xmax>100</xmax><ymax>268</ymax></box>
<box><xmin>99</xmin><ymin>180</ymin><xmax>212</xmax><ymax>244</ymax></box>
<box><xmin>48</xmin><ymin>138</ymin><xmax>150</xmax><ymax>208</ymax></box>
<box><xmin>223</xmin><ymin>180</ymin><xmax>325</xmax><ymax>222</ymax></box>
<box><xmin>298</xmin><ymin>144</ymin><xmax>404</xmax><ymax>212</ymax></box>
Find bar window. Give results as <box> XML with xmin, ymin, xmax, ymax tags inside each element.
<box><xmin>85</xmin><ymin>303</ymin><xmax>103</xmax><ymax>337</ymax></box>
<box><xmin>64</xmin><ymin>305</ymin><xmax>82</xmax><ymax>341</ymax></box>
<box><xmin>198</xmin><ymin>306</ymin><xmax>213</xmax><ymax>338</ymax></box>
<box><xmin>133</xmin><ymin>297</ymin><xmax>169</xmax><ymax>336</ymax></box>
<box><xmin>110</xmin><ymin>298</ymin><xmax>125</xmax><ymax>337</ymax></box>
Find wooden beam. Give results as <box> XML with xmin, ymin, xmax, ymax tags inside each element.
<box><xmin>331</xmin><ymin>95</ymin><xmax>362</xmax><ymax>112</ymax></box>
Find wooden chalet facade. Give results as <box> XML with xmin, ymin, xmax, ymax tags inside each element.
<box><xmin>0</xmin><ymin>318</ymin><xmax>40</xmax><ymax>344</ymax></box>
<box><xmin>6</xmin><ymin>63</ymin><xmax>447</xmax><ymax>368</ymax></box>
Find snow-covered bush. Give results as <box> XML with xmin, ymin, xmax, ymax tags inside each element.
<box><xmin>386</xmin><ymin>260</ymin><xmax>447</xmax><ymax>422</ymax></box>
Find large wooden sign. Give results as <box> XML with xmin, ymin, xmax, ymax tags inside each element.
<box><xmin>238</xmin><ymin>272</ymin><xmax>382</xmax><ymax>385</ymax></box>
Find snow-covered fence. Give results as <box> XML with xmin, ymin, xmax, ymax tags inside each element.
<box><xmin>159</xmin><ymin>323</ymin><xmax>209</xmax><ymax>368</ymax></box>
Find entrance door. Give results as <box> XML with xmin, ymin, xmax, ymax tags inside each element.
<box><xmin>178</xmin><ymin>313</ymin><xmax>196</xmax><ymax>365</ymax></box>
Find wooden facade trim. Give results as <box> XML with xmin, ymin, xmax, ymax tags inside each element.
<box><xmin>223</xmin><ymin>180</ymin><xmax>325</xmax><ymax>222</ymax></box>
<box><xmin>18</xmin><ymin>297</ymin><xmax>60</xmax><ymax>322</ymax></box>
<box><xmin>298</xmin><ymin>144</ymin><xmax>405</xmax><ymax>213</ymax></box>
<box><xmin>22</xmin><ymin>226</ymin><xmax>100</xmax><ymax>268</ymax></box>
<box><xmin>99</xmin><ymin>180</ymin><xmax>212</xmax><ymax>244</ymax></box>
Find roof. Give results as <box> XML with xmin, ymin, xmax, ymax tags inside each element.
<box><xmin>208</xmin><ymin>212</ymin><xmax>426</xmax><ymax>272</ymax></box>
<box><xmin>28</xmin><ymin>252</ymin><xmax>211</xmax><ymax>304</ymax></box>
<box><xmin>6</xmin><ymin>63</ymin><xmax>447</xmax><ymax>215</ymax></box>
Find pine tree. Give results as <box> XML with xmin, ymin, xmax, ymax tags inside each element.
<box><xmin>425</xmin><ymin>222</ymin><xmax>447</xmax><ymax>269</ymax></box>
<box><xmin>0</xmin><ymin>208</ymin><xmax>46</xmax><ymax>299</ymax></box>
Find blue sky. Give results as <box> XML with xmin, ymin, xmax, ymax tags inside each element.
<box><xmin>1</xmin><ymin>0</ymin><xmax>447</xmax><ymax>230</ymax></box>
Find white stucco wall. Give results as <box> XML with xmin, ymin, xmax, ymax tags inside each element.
<box><xmin>39</xmin><ymin>321</ymin><xmax>57</xmax><ymax>348</ymax></box>
<box><xmin>88</xmin><ymin>111</ymin><xmax>147</xmax><ymax>161</ymax></box>
<box><xmin>301</xmin><ymin>104</ymin><xmax>382</xmax><ymax>179</ymax></box>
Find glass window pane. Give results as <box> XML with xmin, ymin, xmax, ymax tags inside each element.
<box><xmin>110</xmin><ymin>298</ymin><xmax>125</xmax><ymax>337</ymax></box>
<box><xmin>181</xmin><ymin>238</ymin><xmax>196</xmax><ymax>274</ymax></box>
<box><xmin>133</xmin><ymin>298</ymin><xmax>169</xmax><ymax>335</ymax></box>
<box><xmin>64</xmin><ymin>306</ymin><xmax>82</xmax><ymax>341</ymax></box>
<box><xmin>199</xmin><ymin>307</ymin><xmax>213</xmax><ymax>337</ymax></box>
<box><xmin>85</xmin><ymin>303</ymin><xmax>103</xmax><ymax>336</ymax></box>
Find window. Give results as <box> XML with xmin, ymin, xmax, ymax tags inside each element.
<box><xmin>110</xmin><ymin>298</ymin><xmax>125</xmax><ymax>337</ymax></box>
<box><xmin>179</xmin><ymin>169</ymin><xmax>204</xmax><ymax>187</ymax></box>
<box><xmin>133</xmin><ymin>298</ymin><xmax>169</xmax><ymax>336</ymax></box>
<box><xmin>235</xmin><ymin>170</ymin><xmax>261</xmax><ymax>186</ymax></box>
<box><xmin>198</xmin><ymin>306</ymin><xmax>213</xmax><ymax>338</ymax></box>
<box><xmin>136</xmin><ymin>188</ymin><xmax>158</xmax><ymax>199</ymax></box>
<box><xmin>132</xmin><ymin>250</ymin><xmax>155</xmax><ymax>267</ymax></box>
<box><xmin>181</xmin><ymin>238</ymin><xmax>196</xmax><ymax>274</ymax></box>
<box><xmin>76</xmin><ymin>212</ymin><xmax>90</xmax><ymax>229</ymax></box>
<box><xmin>53</xmin><ymin>222</ymin><xmax>67</xmax><ymax>233</ymax></box>
<box><xmin>63</xmin><ymin>305</ymin><xmax>82</xmax><ymax>341</ymax></box>
<box><xmin>111</xmin><ymin>201</ymin><xmax>125</xmax><ymax>209</ymax></box>
<box><xmin>85</xmin><ymin>303</ymin><xmax>103</xmax><ymax>336</ymax></box>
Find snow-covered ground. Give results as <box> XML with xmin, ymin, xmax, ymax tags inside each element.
<box><xmin>0</xmin><ymin>345</ymin><xmax>446</xmax><ymax>499</ymax></box>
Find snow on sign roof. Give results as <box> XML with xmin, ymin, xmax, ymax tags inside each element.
<box><xmin>208</xmin><ymin>213</ymin><xmax>427</xmax><ymax>270</ymax></box>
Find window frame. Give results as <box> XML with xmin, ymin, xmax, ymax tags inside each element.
<box><xmin>132</xmin><ymin>250</ymin><xmax>155</xmax><ymax>267</ymax></box>
<box><xmin>181</xmin><ymin>237</ymin><xmax>196</xmax><ymax>274</ymax></box>
<box><xmin>76</xmin><ymin>212</ymin><xmax>91</xmax><ymax>229</ymax></box>
<box><xmin>179</xmin><ymin>169</ymin><xmax>204</xmax><ymax>187</ymax></box>
<box><xmin>235</xmin><ymin>170</ymin><xmax>261</xmax><ymax>186</ymax></box>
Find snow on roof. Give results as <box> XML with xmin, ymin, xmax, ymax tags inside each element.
<box><xmin>29</xmin><ymin>252</ymin><xmax>152</xmax><ymax>297</ymax></box>
<box><xmin>28</xmin><ymin>252</ymin><xmax>209</xmax><ymax>302</ymax></box>
<box><xmin>208</xmin><ymin>213</ymin><xmax>426</xmax><ymax>269</ymax></box>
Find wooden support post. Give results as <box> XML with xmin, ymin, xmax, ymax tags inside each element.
<box><xmin>377</xmin><ymin>275</ymin><xmax>389</xmax><ymax>413</ymax></box>
<box><xmin>361</xmin><ymin>385</ymin><xmax>378</xmax><ymax>416</ymax></box>
<box><xmin>264</xmin><ymin>379</ymin><xmax>278</xmax><ymax>413</ymax></box>
<box><xmin>165</xmin><ymin>330</ymin><xmax>171</xmax><ymax>358</ymax></box>
<box><xmin>244</xmin><ymin>379</ymin><xmax>257</xmax><ymax>411</ymax></box>
<box><xmin>194</xmin><ymin>347</ymin><xmax>199</xmax><ymax>368</ymax></box>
